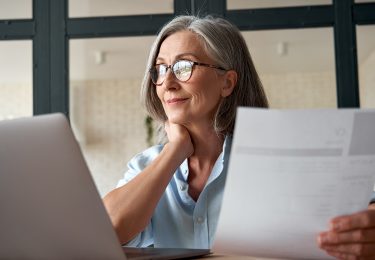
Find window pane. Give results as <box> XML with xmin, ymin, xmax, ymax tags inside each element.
<box><xmin>0</xmin><ymin>40</ymin><xmax>32</xmax><ymax>121</ymax></box>
<box><xmin>228</xmin><ymin>0</ymin><xmax>331</xmax><ymax>10</ymax></box>
<box><xmin>70</xmin><ymin>36</ymin><xmax>155</xmax><ymax>197</ymax></box>
<box><xmin>242</xmin><ymin>28</ymin><xmax>337</xmax><ymax>108</ymax></box>
<box><xmin>69</xmin><ymin>0</ymin><xmax>173</xmax><ymax>17</ymax></box>
<box><xmin>0</xmin><ymin>0</ymin><xmax>32</xmax><ymax>19</ymax></box>
<box><xmin>357</xmin><ymin>25</ymin><xmax>375</xmax><ymax>108</ymax></box>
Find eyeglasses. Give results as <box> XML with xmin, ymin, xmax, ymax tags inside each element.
<box><xmin>149</xmin><ymin>59</ymin><xmax>226</xmax><ymax>86</ymax></box>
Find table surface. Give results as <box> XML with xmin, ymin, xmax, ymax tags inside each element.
<box><xmin>202</xmin><ymin>254</ymin><xmax>281</xmax><ymax>260</ymax></box>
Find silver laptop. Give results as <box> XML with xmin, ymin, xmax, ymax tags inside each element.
<box><xmin>0</xmin><ymin>113</ymin><xmax>210</xmax><ymax>259</ymax></box>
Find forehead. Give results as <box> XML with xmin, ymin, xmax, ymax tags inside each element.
<box><xmin>157</xmin><ymin>30</ymin><xmax>208</xmax><ymax>59</ymax></box>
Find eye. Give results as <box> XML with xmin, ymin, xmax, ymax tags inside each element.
<box><xmin>157</xmin><ymin>64</ymin><xmax>168</xmax><ymax>76</ymax></box>
<box><xmin>173</xmin><ymin>60</ymin><xmax>193</xmax><ymax>81</ymax></box>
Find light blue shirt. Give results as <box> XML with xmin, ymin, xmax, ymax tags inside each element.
<box><xmin>116</xmin><ymin>136</ymin><xmax>232</xmax><ymax>249</ymax></box>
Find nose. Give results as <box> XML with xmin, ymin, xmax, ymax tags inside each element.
<box><xmin>162</xmin><ymin>67</ymin><xmax>179</xmax><ymax>90</ymax></box>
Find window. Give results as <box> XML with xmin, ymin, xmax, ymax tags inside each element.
<box><xmin>357</xmin><ymin>25</ymin><xmax>375</xmax><ymax>108</ymax></box>
<box><xmin>243</xmin><ymin>28</ymin><xmax>336</xmax><ymax>108</ymax></box>
<box><xmin>69</xmin><ymin>0</ymin><xmax>174</xmax><ymax>17</ymax></box>
<box><xmin>0</xmin><ymin>40</ymin><xmax>32</xmax><ymax>121</ymax></box>
<box><xmin>227</xmin><ymin>0</ymin><xmax>331</xmax><ymax>9</ymax></box>
<box><xmin>2</xmin><ymin>0</ymin><xmax>375</xmax><ymax>194</ymax></box>
<box><xmin>0</xmin><ymin>0</ymin><xmax>31</xmax><ymax>19</ymax></box>
<box><xmin>70</xmin><ymin>36</ymin><xmax>155</xmax><ymax>196</ymax></box>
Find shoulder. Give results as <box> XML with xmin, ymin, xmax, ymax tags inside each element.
<box><xmin>127</xmin><ymin>144</ymin><xmax>164</xmax><ymax>171</ymax></box>
<box><xmin>116</xmin><ymin>145</ymin><xmax>164</xmax><ymax>188</ymax></box>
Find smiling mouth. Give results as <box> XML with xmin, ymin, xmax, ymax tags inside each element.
<box><xmin>166</xmin><ymin>98</ymin><xmax>189</xmax><ymax>104</ymax></box>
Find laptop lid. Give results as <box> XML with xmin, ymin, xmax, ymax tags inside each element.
<box><xmin>0</xmin><ymin>113</ymin><xmax>211</xmax><ymax>260</ymax></box>
<box><xmin>0</xmin><ymin>113</ymin><xmax>126</xmax><ymax>259</ymax></box>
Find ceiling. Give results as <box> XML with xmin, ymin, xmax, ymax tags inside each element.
<box><xmin>0</xmin><ymin>0</ymin><xmax>374</xmax><ymax>82</ymax></box>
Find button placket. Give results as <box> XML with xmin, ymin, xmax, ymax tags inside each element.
<box><xmin>196</xmin><ymin>216</ymin><xmax>204</xmax><ymax>224</ymax></box>
<box><xmin>179</xmin><ymin>183</ymin><xmax>187</xmax><ymax>191</ymax></box>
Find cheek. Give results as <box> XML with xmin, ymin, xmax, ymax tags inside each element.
<box><xmin>155</xmin><ymin>88</ymin><xmax>164</xmax><ymax>102</ymax></box>
<box><xmin>190</xmin><ymin>80</ymin><xmax>222</xmax><ymax>103</ymax></box>
<box><xmin>191</xmin><ymin>72</ymin><xmax>223</xmax><ymax>95</ymax></box>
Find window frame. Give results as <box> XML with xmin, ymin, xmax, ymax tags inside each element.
<box><xmin>0</xmin><ymin>0</ymin><xmax>374</xmax><ymax>115</ymax></box>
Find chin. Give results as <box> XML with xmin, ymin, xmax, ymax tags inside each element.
<box><xmin>168</xmin><ymin>118</ymin><xmax>186</xmax><ymax>125</ymax></box>
<box><xmin>167</xmin><ymin>115</ymin><xmax>189</xmax><ymax>125</ymax></box>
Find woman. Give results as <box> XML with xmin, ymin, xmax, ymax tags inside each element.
<box><xmin>104</xmin><ymin>15</ymin><xmax>375</xmax><ymax>259</ymax></box>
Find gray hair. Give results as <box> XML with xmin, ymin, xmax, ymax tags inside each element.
<box><xmin>140</xmin><ymin>15</ymin><xmax>268</xmax><ymax>143</ymax></box>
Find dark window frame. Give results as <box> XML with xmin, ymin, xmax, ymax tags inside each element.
<box><xmin>0</xmin><ymin>0</ymin><xmax>375</xmax><ymax>116</ymax></box>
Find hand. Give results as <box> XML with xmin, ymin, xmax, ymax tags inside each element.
<box><xmin>318</xmin><ymin>204</ymin><xmax>375</xmax><ymax>259</ymax></box>
<box><xmin>164</xmin><ymin>121</ymin><xmax>194</xmax><ymax>158</ymax></box>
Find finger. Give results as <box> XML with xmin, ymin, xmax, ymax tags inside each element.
<box><xmin>325</xmin><ymin>250</ymin><xmax>357</xmax><ymax>260</ymax></box>
<box><xmin>325</xmin><ymin>250</ymin><xmax>342</xmax><ymax>259</ymax></box>
<box><xmin>319</xmin><ymin>229</ymin><xmax>375</xmax><ymax>244</ymax></box>
<box><xmin>331</xmin><ymin>210</ymin><xmax>375</xmax><ymax>232</ymax></box>
<box><xmin>326</xmin><ymin>251</ymin><xmax>361</xmax><ymax>260</ymax></box>
<box><xmin>320</xmin><ymin>243</ymin><xmax>375</xmax><ymax>257</ymax></box>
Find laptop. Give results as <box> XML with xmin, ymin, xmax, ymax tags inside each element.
<box><xmin>0</xmin><ymin>113</ymin><xmax>210</xmax><ymax>259</ymax></box>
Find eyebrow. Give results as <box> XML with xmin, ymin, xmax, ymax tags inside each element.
<box><xmin>155</xmin><ymin>53</ymin><xmax>200</xmax><ymax>63</ymax></box>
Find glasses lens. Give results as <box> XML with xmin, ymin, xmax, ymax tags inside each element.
<box><xmin>150</xmin><ymin>64</ymin><xmax>167</xmax><ymax>85</ymax></box>
<box><xmin>149</xmin><ymin>67</ymin><xmax>158</xmax><ymax>84</ymax></box>
<box><xmin>173</xmin><ymin>60</ymin><xmax>192</xmax><ymax>82</ymax></box>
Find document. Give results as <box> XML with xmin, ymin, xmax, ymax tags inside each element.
<box><xmin>213</xmin><ymin>108</ymin><xmax>375</xmax><ymax>259</ymax></box>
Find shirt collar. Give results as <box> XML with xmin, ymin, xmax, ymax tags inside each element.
<box><xmin>206</xmin><ymin>135</ymin><xmax>232</xmax><ymax>185</ymax></box>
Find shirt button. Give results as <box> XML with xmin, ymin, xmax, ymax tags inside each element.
<box><xmin>180</xmin><ymin>184</ymin><xmax>187</xmax><ymax>191</ymax></box>
<box><xmin>184</xmin><ymin>169</ymin><xmax>188</xmax><ymax>175</ymax></box>
<box><xmin>196</xmin><ymin>217</ymin><xmax>204</xmax><ymax>223</ymax></box>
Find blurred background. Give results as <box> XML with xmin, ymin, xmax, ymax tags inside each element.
<box><xmin>1</xmin><ymin>0</ymin><xmax>374</xmax><ymax>196</ymax></box>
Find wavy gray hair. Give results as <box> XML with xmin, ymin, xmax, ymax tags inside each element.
<box><xmin>140</xmin><ymin>15</ymin><xmax>268</xmax><ymax>143</ymax></box>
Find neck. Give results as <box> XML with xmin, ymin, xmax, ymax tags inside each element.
<box><xmin>186</xmin><ymin>124</ymin><xmax>224</xmax><ymax>166</ymax></box>
<box><xmin>184</xmin><ymin>124</ymin><xmax>224</xmax><ymax>201</ymax></box>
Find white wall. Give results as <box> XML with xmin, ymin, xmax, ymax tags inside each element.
<box><xmin>359</xmin><ymin>49</ymin><xmax>375</xmax><ymax>108</ymax></box>
<box><xmin>70</xmin><ymin>78</ymin><xmax>149</xmax><ymax>196</ymax></box>
<box><xmin>261</xmin><ymin>71</ymin><xmax>337</xmax><ymax>108</ymax></box>
<box><xmin>0</xmin><ymin>82</ymin><xmax>32</xmax><ymax>120</ymax></box>
<box><xmin>1</xmin><ymin>60</ymin><xmax>374</xmax><ymax>196</ymax></box>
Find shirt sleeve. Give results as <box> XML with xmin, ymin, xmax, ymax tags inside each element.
<box><xmin>116</xmin><ymin>145</ymin><xmax>163</xmax><ymax>247</ymax></box>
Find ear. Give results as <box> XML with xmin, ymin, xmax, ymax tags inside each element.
<box><xmin>221</xmin><ymin>70</ymin><xmax>237</xmax><ymax>98</ymax></box>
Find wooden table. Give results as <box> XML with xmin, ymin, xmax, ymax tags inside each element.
<box><xmin>202</xmin><ymin>254</ymin><xmax>281</xmax><ymax>259</ymax></box>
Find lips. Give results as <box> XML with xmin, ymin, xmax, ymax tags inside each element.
<box><xmin>166</xmin><ymin>98</ymin><xmax>189</xmax><ymax>104</ymax></box>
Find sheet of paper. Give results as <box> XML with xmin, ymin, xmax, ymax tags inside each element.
<box><xmin>213</xmin><ymin>108</ymin><xmax>375</xmax><ymax>259</ymax></box>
